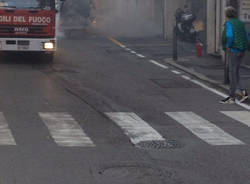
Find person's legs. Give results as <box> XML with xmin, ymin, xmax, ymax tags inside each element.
<box><xmin>221</xmin><ymin>52</ymin><xmax>248</xmax><ymax>104</ymax></box>
<box><xmin>235</xmin><ymin>52</ymin><xmax>249</xmax><ymax>102</ymax></box>
<box><xmin>220</xmin><ymin>52</ymin><xmax>237</xmax><ymax>104</ymax></box>
<box><xmin>236</xmin><ymin>52</ymin><xmax>244</xmax><ymax>90</ymax></box>
<box><xmin>228</xmin><ymin>52</ymin><xmax>238</xmax><ymax>99</ymax></box>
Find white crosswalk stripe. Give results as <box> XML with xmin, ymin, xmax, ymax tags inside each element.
<box><xmin>39</xmin><ymin>113</ymin><xmax>95</xmax><ymax>147</ymax></box>
<box><xmin>0</xmin><ymin>111</ymin><xmax>248</xmax><ymax>147</ymax></box>
<box><xmin>0</xmin><ymin>112</ymin><xmax>16</xmax><ymax>145</ymax></box>
<box><xmin>106</xmin><ymin>112</ymin><xmax>165</xmax><ymax>145</ymax></box>
<box><xmin>221</xmin><ymin>111</ymin><xmax>250</xmax><ymax>128</ymax></box>
<box><xmin>166</xmin><ymin>112</ymin><xmax>244</xmax><ymax>146</ymax></box>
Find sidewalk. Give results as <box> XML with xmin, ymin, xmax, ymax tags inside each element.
<box><xmin>164</xmin><ymin>55</ymin><xmax>250</xmax><ymax>104</ymax></box>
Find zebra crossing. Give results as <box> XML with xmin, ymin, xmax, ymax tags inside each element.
<box><xmin>106</xmin><ymin>112</ymin><xmax>165</xmax><ymax>144</ymax></box>
<box><xmin>0</xmin><ymin>111</ymin><xmax>250</xmax><ymax>147</ymax></box>
<box><xmin>39</xmin><ymin>113</ymin><xmax>95</xmax><ymax>147</ymax></box>
<box><xmin>166</xmin><ymin>112</ymin><xmax>244</xmax><ymax>145</ymax></box>
<box><xmin>0</xmin><ymin>112</ymin><xmax>16</xmax><ymax>145</ymax></box>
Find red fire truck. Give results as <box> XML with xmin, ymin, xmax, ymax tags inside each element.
<box><xmin>0</xmin><ymin>0</ymin><xmax>60</xmax><ymax>61</ymax></box>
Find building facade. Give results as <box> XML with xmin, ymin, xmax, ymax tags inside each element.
<box><xmin>205</xmin><ymin>0</ymin><xmax>250</xmax><ymax>55</ymax></box>
<box><xmin>164</xmin><ymin>0</ymin><xmax>250</xmax><ymax>57</ymax></box>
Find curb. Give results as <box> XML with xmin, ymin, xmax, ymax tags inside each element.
<box><xmin>163</xmin><ymin>58</ymin><xmax>230</xmax><ymax>92</ymax></box>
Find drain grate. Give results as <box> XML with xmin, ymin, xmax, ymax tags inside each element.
<box><xmin>135</xmin><ymin>140</ymin><xmax>183</xmax><ymax>150</ymax></box>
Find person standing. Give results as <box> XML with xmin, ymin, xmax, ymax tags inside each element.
<box><xmin>221</xmin><ymin>6</ymin><xmax>249</xmax><ymax>104</ymax></box>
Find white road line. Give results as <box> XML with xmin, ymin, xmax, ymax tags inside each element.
<box><xmin>166</xmin><ymin>112</ymin><xmax>244</xmax><ymax>145</ymax></box>
<box><xmin>149</xmin><ymin>60</ymin><xmax>169</xmax><ymax>69</ymax></box>
<box><xmin>191</xmin><ymin>79</ymin><xmax>228</xmax><ymax>98</ymax></box>
<box><xmin>190</xmin><ymin>79</ymin><xmax>250</xmax><ymax>110</ymax></box>
<box><xmin>130</xmin><ymin>51</ymin><xmax>137</xmax><ymax>54</ymax></box>
<box><xmin>221</xmin><ymin>111</ymin><xmax>250</xmax><ymax>128</ymax></box>
<box><xmin>171</xmin><ymin>70</ymin><xmax>181</xmax><ymax>75</ymax></box>
<box><xmin>39</xmin><ymin>113</ymin><xmax>95</xmax><ymax>147</ymax></box>
<box><xmin>106</xmin><ymin>112</ymin><xmax>165</xmax><ymax>145</ymax></box>
<box><xmin>136</xmin><ymin>54</ymin><xmax>146</xmax><ymax>58</ymax></box>
<box><xmin>181</xmin><ymin>75</ymin><xmax>250</xmax><ymax>110</ymax></box>
<box><xmin>181</xmin><ymin>75</ymin><xmax>191</xmax><ymax>80</ymax></box>
<box><xmin>181</xmin><ymin>75</ymin><xmax>227</xmax><ymax>97</ymax></box>
<box><xmin>0</xmin><ymin>112</ymin><xmax>16</xmax><ymax>145</ymax></box>
<box><xmin>125</xmin><ymin>48</ymin><xmax>131</xmax><ymax>51</ymax></box>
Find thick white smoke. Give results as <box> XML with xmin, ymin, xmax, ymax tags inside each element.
<box><xmin>94</xmin><ymin>0</ymin><xmax>162</xmax><ymax>37</ymax></box>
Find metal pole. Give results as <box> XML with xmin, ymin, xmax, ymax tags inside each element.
<box><xmin>151</xmin><ymin>0</ymin><xmax>154</xmax><ymax>20</ymax></box>
<box><xmin>163</xmin><ymin>0</ymin><xmax>167</xmax><ymax>39</ymax></box>
<box><xmin>173</xmin><ymin>16</ymin><xmax>178</xmax><ymax>61</ymax></box>
<box><xmin>135</xmin><ymin>0</ymin><xmax>138</xmax><ymax>22</ymax></box>
<box><xmin>126</xmin><ymin>0</ymin><xmax>129</xmax><ymax>17</ymax></box>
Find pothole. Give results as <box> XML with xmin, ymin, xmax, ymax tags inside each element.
<box><xmin>135</xmin><ymin>140</ymin><xmax>184</xmax><ymax>150</ymax></box>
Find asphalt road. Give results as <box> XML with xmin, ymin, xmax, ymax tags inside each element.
<box><xmin>0</xmin><ymin>30</ymin><xmax>249</xmax><ymax>184</ymax></box>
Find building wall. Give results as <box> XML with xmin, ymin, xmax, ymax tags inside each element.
<box><xmin>207</xmin><ymin>0</ymin><xmax>216</xmax><ymax>54</ymax></box>
<box><xmin>207</xmin><ymin>0</ymin><xmax>227</xmax><ymax>55</ymax></box>
<box><xmin>207</xmin><ymin>0</ymin><xmax>250</xmax><ymax>58</ymax></box>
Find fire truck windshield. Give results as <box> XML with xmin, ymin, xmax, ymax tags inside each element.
<box><xmin>0</xmin><ymin>0</ymin><xmax>55</xmax><ymax>10</ymax></box>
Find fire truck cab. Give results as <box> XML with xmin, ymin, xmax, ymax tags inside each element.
<box><xmin>0</xmin><ymin>0</ymin><xmax>61</xmax><ymax>61</ymax></box>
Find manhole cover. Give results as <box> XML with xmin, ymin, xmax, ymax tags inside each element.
<box><xmin>136</xmin><ymin>140</ymin><xmax>183</xmax><ymax>150</ymax></box>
